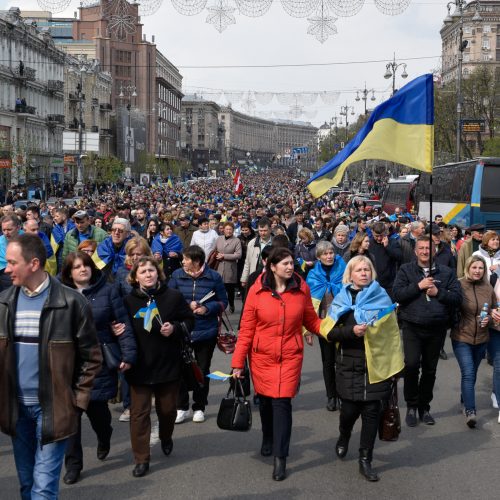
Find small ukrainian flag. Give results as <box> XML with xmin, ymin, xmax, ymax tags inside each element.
<box><xmin>167</xmin><ymin>175</ymin><xmax>173</xmax><ymax>189</ymax></box>
<box><xmin>134</xmin><ymin>300</ymin><xmax>160</xmax><ymax>332</ymax></box>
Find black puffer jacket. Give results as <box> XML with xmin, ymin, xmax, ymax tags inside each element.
<box><xmin>327</xmin><ymin>289</ymin><xmax>391</xmax><ymax>402</ymax></box>
<box><xmin>81</xmin><ymin>271</ymin><xmax>136</xmax><ymax>401</ymax></box>
<box><xmin>393</xmin><ymin>261</ymin><xmax>462</xmax><ymax>327</ymax></box>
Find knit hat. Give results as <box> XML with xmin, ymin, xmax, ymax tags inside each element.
<box><xmin>334</xmin><ymin>224</ymin><xmax>349</xmax><ymax>235</ymax></box>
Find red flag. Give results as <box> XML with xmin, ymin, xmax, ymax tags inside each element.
<box><xmin>234</xmin><ymin>167</ymin><xmax>243</xmax><ymax>195</ymax></box>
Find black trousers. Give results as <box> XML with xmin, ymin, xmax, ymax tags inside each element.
<box><xmin>65</xmin><ymin>400</ymin><xmax>112</xmax><ymax>472</ymax></box>
<box><xmin>339</xmin><ymin>399</ymin><xmax>382</xmax><ymax>451</ymax></box>
<box><xmin>177</xmin><ymin>337</ymin><xmax>217</xmax><ymax>412</ymax></box>
<box><xmin>402</xmin><ymin>321</ymin><xmax>446</xmax><ymax>411</ymax></box>
<box><xmin>224</xmin><ymin>283</ymin><xmax>236</xmax><ymax>310</ymax></box>
<box><xmin>319</xmin><ymin>336</ymin><xmax>337</xmax><ymax>399</ymax></box>
<box><xmin>259</xmin><ymin>396</ymin><xmax>292</xmax><ymax>458</ymax></box>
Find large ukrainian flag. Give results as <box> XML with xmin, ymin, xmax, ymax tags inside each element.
<box><xmin>307</xmin><ymin>73</ymin><xmax>434</xmax><ymax>198</ymax></box>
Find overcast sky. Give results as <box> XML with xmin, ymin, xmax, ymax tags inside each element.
<box><xmin>2</xmin><ymin>0</ymin><xmax>448</xmax><ymax>126</ymax></box>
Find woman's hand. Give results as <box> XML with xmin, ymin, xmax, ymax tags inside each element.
<box><xmin>119</xmin><ymin>362</ymin><xmax>131</xmax><ymax>372</ymax></box>
<box><xmin>193</xmin><ymin>305</ymin><xmax>208</xmax><ymax>315</ymax></box>
<box><xmin>492</xmin><ymin>309</ymin><xmax>500</xmax><ymax>324</ymax></box>
<box><xmin>232</xmin><ymin>368</ymin><xmax>244</xmax><ymax>378</ymax></box>
<box><xmin>160</xmin><ymin>322</ymin><xmax>174</xmax><ymax>337</ymax></box>
<box><xmin>480</xmin><ymin>316</ymin><xmax>490</xmax><ymax>328</ymax></box>
<box><xmin>216</xmin><ymin>252</ymin><xmax>224</xmax><ymax>261</ymax></box>
<box><xmin>353</xmin><ymin>323</ymin><xmax>368</xmax><ymax>337</ymax></box>
<box><xmin>168</xmin><ymin>251</ymin><xmax>177</xmax><ymax>257</ymax></box>
<box><xmin>111</xmin><ymin>322</ymin><xmax>126</xmax><ymax>337</ymax></box>
<box><xmin>490</xmin><ymin>264</ymin><xmax>497</xmax><ymax>273</ymax></box>
<box><xmin>304</xmin><ymin>333</ymin><xmax>314</xmax><ymax>346</ymax></box>
<box><xmin>153</xmin><ymin>252</ymin><xmax>162</xmax><ymax>261</ymax></box>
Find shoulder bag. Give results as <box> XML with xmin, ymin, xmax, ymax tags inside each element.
<box><xmin>180</xmin><ymin>322</ymin><xmax>205</xmax><ymax>391</ymax></box>
<box><xmin>101</xmin><ymin>342</ymin><xmax>121</xmax><ymax>371</ymax></box>
<box><xmin>378</xmin><ymin>378</ymin><xmax>401</xmax><ymax>441</ymax></box>
<box><xmin>217</xmin><ymin>379</ymin><xmax>252</xmax><ymax>432</ymax></box>
<box><xmin>217</xmin><ymin>310</ymin><xmax>237</xmax><ymax>354</ymax></box>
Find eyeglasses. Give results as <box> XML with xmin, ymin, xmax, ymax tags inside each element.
<box><xmin>111</xmin><ymin>228</ymin><xmax>125</xmax><ymax>234</ymax></box>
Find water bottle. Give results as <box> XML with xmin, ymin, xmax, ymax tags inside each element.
<box><xmin>479</xmin><ymin>303</ymin><xmax>489</xmax><ymax>325</ymax></box>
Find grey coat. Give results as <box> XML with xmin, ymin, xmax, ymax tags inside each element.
<box><xmin>215</xmin><ymin>235</ymin><xmax>242</xmax><ymax>284</ymax></box>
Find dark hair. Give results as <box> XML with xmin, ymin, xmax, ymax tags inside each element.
<box><xmin>257</xmin><ymin>217</ymin><xmax>271</xmax><ymax>228</ymax></box>
<box><xmin>449</xmin><ymin>224</ymin><xmax>463</xmax><ymax>239</ymax></box>
<box><xmin>161</xmin><ymin>221</ymin><xmax>175</xmax><ymax>232</ymax></box>
<box><xmin>372</xmin><ymin>221</ymin><xmax>386</xmax><ymax>235</ymax></box>
<box><xmin>261</xmin><ymin>245</ymin><xmax>273</xmax><ymax>262</ymax></box>
<box><xmin>240</xmin><ymin>220</ymin><xmax>252</xmax><ymax>229</ymax></box>
<box><xmin>128</xmin><ymin>256</ymin><xmax>165</xmax><ymax>285</ymax></box>
<box><xmin>416</xmin><ymin>235</ymin><xmax>431</xmax><ymax>244</ymax></box>
<box><xmin>61</xmin><ymin>251</ymin><xmax>97</xmax><ymax>287</ymax></box>
<box><xmin>271</xmin><ymin>234</ymin><xmax>290</xmax><ymax>249</ymax></box>
<box><xmin>26</xmin><ymin>205</ymin><xmax>40</xmax><ymax>217</ymax></box>
<box><xmin>182</xmin><ymin>245</ymin><xmax>205</xmax><ymax>265</ymax></box>
<box><xmin>9</xmin><ymin>233</ymin><xmax>47</xmax><ymax>267</ymax></box>
<box><xmin>265</xmin><ymin>247</ymin><xmax>294</xmax><ymax>290</ymax></box>
<box><xmin>198</xmin><ymin>217</ymin><xmax>209</xmax><ymax>225</ymax></box>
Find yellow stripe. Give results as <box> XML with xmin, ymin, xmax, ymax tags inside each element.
<box><xmin>319</xmin><ymin>316</ymin><xmax>335</xmax><ymax>340</ymax></box>
<box><xmin>91</xmin><ymin>251</ymin><xmax>107</xmax><ymax>270</ymax></box>
<box><xmin>308</xmin><ymin>119</ymin><xmax>433</xmax><ymax>198</ymax></box>
<box><xmin>443</xmin><ymin>203</ymin><xmax>467</xmax><ymax>224</ymax></box>
<box><xmin>471</xmin><ymin>203</ymin><xmax>480</xmax><ymax>207</ymax></box>
<box><xmin>50</xmin><ymin>234</ymin><xmax>59</xmax><ymax>255</ymax></box>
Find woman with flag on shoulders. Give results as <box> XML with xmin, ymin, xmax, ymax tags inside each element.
<box><xmin>305</xmin><ymin>240</ymin><xmax>346</xmax><ymax>411</ymax></box>
<box><xmin>124</xmin><ymin>256</ymin><xmax>195</xmax><ymax>478</ymax></box>
<box><xmin>320</xmin><ymin>255</ymin><xmax>404</xmax><ymax>482</ymax></box>
<box><xmin>151</xmin><ymin>221</ymin><xmax>183</xmax><ymax>280</ymax></box>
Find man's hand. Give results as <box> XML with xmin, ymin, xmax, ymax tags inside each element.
<box><xmin>418</xmin><ymin>277</ymin><xmax>435</xmax><ymax>291</ymax></box>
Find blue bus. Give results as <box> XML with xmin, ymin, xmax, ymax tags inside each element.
<box><xmin>417</xmin><ymin>157</ymin><xmax>500</xmax><ymax>230</ymax></box>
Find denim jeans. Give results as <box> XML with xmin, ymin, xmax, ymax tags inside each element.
<box><xmin>488</xmin><ymin>329</ymin><xmax>500</xmax><ymax>405</ymax></box>
<box><xmin>12</xmin><ymin>404</ymin><xmax>67</xmax><ymax>500</ymax></box>
<box><xmin>452</xmin><ymin>340</ymin><xmax>487</xmax><ymax>412</ymax></box>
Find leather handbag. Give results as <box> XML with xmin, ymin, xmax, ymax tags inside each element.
<box><xmin>217</xmin><ymin>379</ymin><xmax>252</xmax><ymax>432</ymax></box>
<box><xmin>379</xmin><ymin>378</ymin><xmax>401</xmax><ymax>441</ymax></box>
<box><xmin>207</xmin><ymin>249</ymin><xmax>220</xmax><ymax>270</ymax></box>
<box><xmin>101</xmin><ymin>342</ymin><xmax>121</xmax><ymax>371</ymax></box>
<box><xmin>217</xmin><ymin>310</ymin><xmax>237</xmax><ymax>354</ymax></box>
<box><xmin>180</xmin><ymin>323</ymin><xmax>204</xmax><ymax>391</ymax></box>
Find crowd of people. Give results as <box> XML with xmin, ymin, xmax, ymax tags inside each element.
<box><xmin>0</xmin><ymin>169</ymin><xmax>499</xmax><ymax>497</ymax></box>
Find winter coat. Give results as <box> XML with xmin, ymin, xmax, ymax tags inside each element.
<box><xmin>451</xmin><ymin>276</ymin><xmax>496</xmax><ymax>345</ymax></box>
<box><xmin>241</xmin><ymin>236</ymin><xmax>272</xmax><ymax>283</ymax></box>
<box><xmin>294</xmin><ymin>241</ymin><xmax>317</xmax><ymax>275</ymax></box>
<box><xmin>331</xmin><ymin>238</ymin><xmax>350</xmax><ymax>259</ymax></box>
<box><xmin>232</xmin><ymin>272</ymin><xmax>321</xmax><ymax>398</ymax></box>
<box><xmin>124</xmin><ymin>284</ymin><xmax>195</xmax><ymax>385</ymax></box>
<box><xmin>175</xmin><ymin>224</ymin><xmax>197</xmax><ymax>249</ymax></box>
<box><xmin>457</xmin><ymin>238</ymin><xmax>481</xmax><ymax>278</ymax></box>
<box><xmin>81</xmin><ymin>272</ymin><xmax>136</xmax><ymax>401</ymax></box>
<box><xmin>0</xmin><ymin>277</ymin><xmax>102</xmax><ymax>444</ymax></box>
<box><xmin>214</xmin><ymin>235</ymin><xmax>242</xmax><ymax>284</ymax></box>
<box><xmin>434</xmin><ymin>242</ymin><xmax>457</xmax><ymax>270</ymax></box>
<box><xmin>399</xmin><ymin>234</ymin><xmax>417</xmax><ymax>265</ymax></box>
<box><xmin>62</xmin><ymin>225</ymin><xmax>108</xmax><ymax>262</ymax></box>
<box><xmin>115</xmin><ymin>265</ymin><xmax>132</xmax><ymax>297</ymax></box>
<box><xmin>473</xmin><ymin>246</ymin><xmax>500</xmax><ymax>285</ymax></box>
<box><xmin>393</xmin><ymin>261</ymin><xmax>462</xmax><ymax>327</ymax></box>
<box><xmin>151</xmin><ymin>233</ymin><xmax>183</xmax><ymax>279</ymax></box>
<box><xmin>327</xmin><ymin>289</ymin><xmax>392</xmax><ymax>402</ymax></box>
<box><xmin>369</xmin><ymin>238</ymin><xmax>402</xmax><ymax>292</ymax></box>
<box><xmin>168</xmin><ymin>266</ymin><xmax>228</xmax><ymax>342</ymax></box>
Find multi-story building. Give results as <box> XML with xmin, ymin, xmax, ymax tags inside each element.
<box><xmin>180</xmin><ymin>97</ymin><xmax>318</xmax><ymax>173</ymax></box>
<box><xmin>0</xmin><ymin>7</ymin><xmax>65</xmax><ymax>189</ymax></box>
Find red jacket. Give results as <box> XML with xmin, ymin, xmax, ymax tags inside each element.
<box><xmin>232</xmin><ymin>273</ymin><xmax>321</xmax><ymax>398</ymax></box>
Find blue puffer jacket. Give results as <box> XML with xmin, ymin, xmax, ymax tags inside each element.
<box><xmin>115</xmin><ymin>265</ymin><xmax>133</xmax><ymax>298</ymax></box>
<box><xmin>168</xmin><ymin>266</ymin><xmax>228</xmax><ymax>343</ymax></box>
<box><xmin>81</xmin><ymin>271</ymin><xmax>137</xmax><ymax>400</ymax></box>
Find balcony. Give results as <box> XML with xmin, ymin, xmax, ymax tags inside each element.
<box><xmin>47</xmin><ymin>80</ymin><xmax>64</xmax><ymax>92</ymax></box>
<box><xmin>47</xmin><ymin>114</ymin><xmax>65</xmax><ymax>124</ymax></box>
<box><xmin>15</xmin><ymin>105</ymin><xmax>36</xmax><ymax>115</ymax></box>
<box><xmin>69</xmin><ymin>93</ymin><xmax>85</xmax><ymax>102</ymax></box>
<box><xmin>13</xmin><ymin>65</ymin><xmax>36</xmax><ymax>82</ymax></box>
<box><xmin>91</xmin><ymin>125</ymin><xmax>99</xmax><ymax>133</ymax></box>
<box><xmin>91</xmin><ymin>97</ymin><xmax>99</xmax><ymax>106</ymax></box>
<box><xmin>99</xmin><ymin>128</ymin><xmax>112</xmax><ymax>136</ymax></box>
<box><xmin>99</xmin><ymin>103</ymin><xmax>112</xmax><ymax>112</ymax></box>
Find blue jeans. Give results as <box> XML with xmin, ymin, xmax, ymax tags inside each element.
<box><xmin>11</xmin><ymin>404</ymin><xmax>67</xmax><ymax>500</ymax></box>
<box><xmin>452</xmin><ymin>340</ymin><xmax>487</xmax><ymax>412</ymax></box>
<box><xmin>488</xmin><ymin>329</ymin><xmax>500</xmax><ymax>405</ymax></box>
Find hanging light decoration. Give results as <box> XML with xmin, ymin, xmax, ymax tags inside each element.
<box><xmin>281</xmin><ymin>0</ymin><xmax>319</xmax><ymax>18</ymax></box>
<box><xmin>307</xmin><ymin>1</ymin><xmax>337</xmax><ymax>43</ymax></box>
<box><xmin>105</xmin><ymin>0</ymin><xmax>137</xmax><ymax>40</ymax></box>
<box><xmin>206</xmin><ymin>0</ymin><xmax>236</xmax><ymax>32</ymax></box>
<box><xmin>328</xmin><ymin>0</ymin><xmax>365</xmax><ymax>18</ymax></box>
<box><xmin>374</xmin><ymin>0</ymin><xmax>411</xmax><ymax>16</ymax></box>
<box><xmin>172</xmin><ymin>0</ymin><xmax>207</xmax><ymax>16</ymax></box>
<box><xmin>36</xmin><ymin>0</ymin><xmax>72</xmax><ymax>13</ymax></box>
<box><xmin>138</xmin><ymin>0</ymin><xmax>164</xmax><ymax>16</ymax></box>
<box><xmin>235</xmin><ymin>0</ymin><xmax>273</xmax><ymax>18</ymax></box>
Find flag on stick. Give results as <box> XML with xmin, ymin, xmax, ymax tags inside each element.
<box><xmin>234</xmin><ymin>167</ymin><xmax>243</xmax><ymax>195</ymax></box>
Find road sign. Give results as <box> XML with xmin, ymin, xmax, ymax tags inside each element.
<box><xmin>461</xmin><ymin>119</ymin><xmax>486</xmax><ymax>133</ymax></box>
<box><xmin>292</xmin><ymin>147</ymin><xmax>309</xmax><ymax>155</ymax></box>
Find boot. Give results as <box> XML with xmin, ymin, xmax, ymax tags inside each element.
<box><xmin>272</xmin><ymin>456</ymin><xmax>286</xmax><ymax>481</ymax></box>
<box><xmin>260</xmin><ymin>436</ymin><xmax>273</xmax><ymax>457</ymax></box>
<box><xmin>335</xmin><ymin>431</ymin><xmax>351</xmax><ymax>459</ymax></box>
<box><xmin>358</xmin><ymin>449</ymin><xmax>379</xmax><ymax>482</ymax></box>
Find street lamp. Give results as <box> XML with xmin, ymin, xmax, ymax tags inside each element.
<box><xmin>119</xmin><ymin>83</ymin><xmax>137</xmax><ymax>175</ymax></box>
<box><xmin>339</xmin><ymin>104</ymin><xmax>355</xmax><ymax>143</ymax></box>
<box><xmin>355</xmin><ymin>83</ymin><xmax>376</xmax><ymax>115</ymax></box>
<box><xmin>444</xmin><ymin>0</ymin><xmax>482</xmax><ymax>161</ymax></box>
<box><xmin>73</xmin><ymin>63</ymin><xmax>90</xmax><ymax>194</ymax></box>
<box><xmin>384</xmin><ymin>53</ymin><xmax>408</xmax><ymax>95</ymax></box>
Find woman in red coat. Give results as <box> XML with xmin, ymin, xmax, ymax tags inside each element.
<box><xmin>232</xmin><ymin>247</ymin><xmax>322</xmax><ymax>481</ymax></box>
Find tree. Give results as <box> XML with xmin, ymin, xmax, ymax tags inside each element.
<box><xmin>90</xmin><ymin>155</ymin><xmax>124</xmax><ymax>183</ymax></box>
<box><xmin>482</xmin><ymin>137</ymin><xmax>500</xmax><ymax>156</ymax></box>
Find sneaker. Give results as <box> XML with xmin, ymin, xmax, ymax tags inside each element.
<box><xmin>192</xmin><ymin>410</ymin><xmax>205</xmax><ymax>423</ymax></box>
<box><xmin>405</xmin><ymin>407</ymin><xmax>418</xmax><ymax>427</ymax></box>
<box><xmin>419</xmin><ymin>410</ymin><xmax>436</xmax><ymax>425</ymax></box>
<box><xmin>465</xmin><ymin>410</ymin><xmax>476</xmax><ymax>429</ymax></box>
<box><xmin>119</xmin><ymin>409</ymin><xmax>130</xmax><ymax>422</ymax></box>
<box><xmin>175</xmin><ymin>409</ymin><xmax>191</xmax><ymax>424</ymax></box>
<box><xmin>492</xmin><ymin>393</ymin><xmax>498</xmax><ymax>409</ymax></box>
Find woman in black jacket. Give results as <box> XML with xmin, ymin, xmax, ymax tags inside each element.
<box><xmin>60</xmin><ymin>251</ymin><xmax>136</xmax><ymax>485</ymax></box>
<box><xmin>124</xmin><ymin>256</ymin><xmax>195</xmax><ymax>478</ymax></box>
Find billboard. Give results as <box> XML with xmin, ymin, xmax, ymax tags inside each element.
<box><xmin>63</xmin><ymin>131</ymin><xmax>99</xmax><ymax>153</ymax></box>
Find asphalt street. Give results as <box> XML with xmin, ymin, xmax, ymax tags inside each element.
<box><xmin>1</xmin><ymin>307</ymin><xmax>499</xmax><ymax>500</ymax></box>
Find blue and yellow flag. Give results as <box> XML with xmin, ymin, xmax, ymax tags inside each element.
<box><xmin>167</xmin><ymin>176</ymin><xmax>173</xmax><ymax>188</ymax></box>
<box><xmin>307</xmin><ymin>74</ymin><xmax>434</xmax><ymax>198</ymax></box>
<box><xmin>134</xmin><ymin>300</ymin><xmax>160</xmax><ymax>333</ymax></box>
<box><xmin>320</xmin><ymin>281</ymin><xmax>404</xmax><ymax>384</ymax></box>
<box><xmin>307</xmin><ymin>257</ymin><xmax>346</xmax><ymax>311</ymax></box>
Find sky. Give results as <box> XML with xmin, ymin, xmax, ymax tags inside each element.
<box><xmin>2</xmin><ymin>0</ymin><xmax>448</xmax><ymax>127</ymax></box>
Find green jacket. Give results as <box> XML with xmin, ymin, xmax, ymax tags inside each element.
<box><xmin>62</xmin><ymin>225</ymin><xmax>108</xmax><ymax>262</ymax></box>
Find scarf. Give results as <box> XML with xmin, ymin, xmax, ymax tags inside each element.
<box><xmin>306</xmin><ymin>256</ymin><xmax>346</xmax><ymax>311</ymax></box>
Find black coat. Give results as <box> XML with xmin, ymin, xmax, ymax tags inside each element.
<box><xmin>434</xmin><ymin>242</ymin><xmax>457</xmax><ymax>270</ymax></box>
<box><xmin>81</xmin><ymin>272</ymin><xmax>136</xmax><ymax>401</ymax></box>
<box><xmin>124</xmin><ymin>284</ymin><xmax>195</xmax><ymax>385</ymax></box>
<box><xmin>327</xmin><ymin>295</ymin><xmax>391</xmax><ymax>402</ymax></box>
<box><xmin>393</xmin><ymin>261</ymin><xmax>462</xmax><ymax>327</ymax></box>
<box><xmin>369</xmin><ymin>238</ymin><xmax>402</xmax><ymax>292</ymax></box>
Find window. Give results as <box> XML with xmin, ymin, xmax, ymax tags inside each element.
<box><xmin>483</xmin><ymin>25</ymin><xmax>491</xmax><ymax>33</ymax></box>
<box><xmin>464</xmin><ymin>25</ymin><xmax>472</xmax><ymax>34</ymax></box>
<box><xmin>482</xmin><ymin>38</ymin><xmax>490</xmax><ymax>50</ymax></box>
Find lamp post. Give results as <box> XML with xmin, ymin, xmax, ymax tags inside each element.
<box><xmin>444</xmin><ymin>1</ymin><xmax>482</xmax><ymax>162</ymax></box>
<box><xmin>74</xmin><ymin>64</ymin><xmax>87</xmax><ymax>194</ymax></box>
<box><xmin>119</xmin><ymin>83</ymin><xmax>137</xmax><ymax>177</ymax></box>
<box><xmin>339</xmin><ymin>104</ymin><xmax>355</xmax><ymax>143</ymax></box>
<box><xmin>355</xmin><ymin>83</ymin><xmax>376</xmax><ymax>116</ymax></box>
<box><xmin>384</xmin><ymin>53</ymin><xmax>408</xmax><ymax>95</ymax></box>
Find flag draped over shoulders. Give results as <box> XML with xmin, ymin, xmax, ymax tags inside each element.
<box><xmin>307</xmin><ymin>256</ymin><xmax>346</xmax><ymax>311</ymax></box>
<box><xmin>92</xmin><ymin>236</ymin><xmax>131</xmax><ymax>273</ymax></box>
<box><xmin>320</xmin><ymin>280</ymin><xmax>404</xmax><ymax>384</ymax></box>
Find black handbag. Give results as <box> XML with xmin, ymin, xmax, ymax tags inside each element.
<box><xmin>101</xmin><ymin>342</ymin><xmax>121</xmax><ymax>371</ymax></box>
<box><xmin>217</xmin><ymin>379</ymin><xmax>252</xmax><ymax>432</ymax></box>
<box><xmin>180</xmin><ymin>323</ymin><xmax>205</xmax><ymax>391</ymax></box>
<box><xmin>379</xmin><ymin>378</ymin><xmax>401</xmax><ymax>441</ymax></box>
<box><xmin>229</xmin><ymin>359</ymin><xmax>251</xmax><ymax>397</ymax></box>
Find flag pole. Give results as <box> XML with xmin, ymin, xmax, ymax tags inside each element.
<box><xmin>429</xmin><ymin>173</ymin><xmax>433</xmax><ymax>275</ymax></box>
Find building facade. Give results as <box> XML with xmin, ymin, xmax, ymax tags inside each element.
<box><xmin>0</xmin><ymin>7</ymin><xmax>65</xmax><ymax>189</ymax></box>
